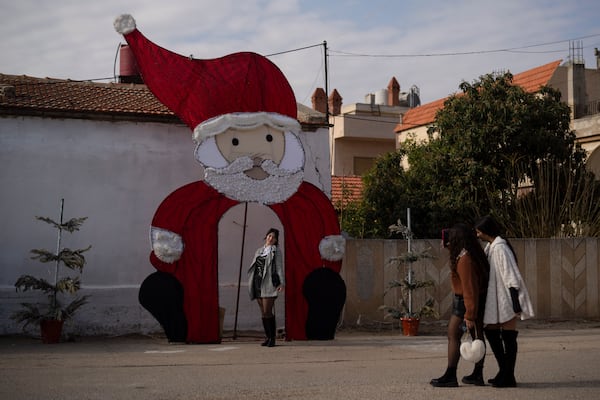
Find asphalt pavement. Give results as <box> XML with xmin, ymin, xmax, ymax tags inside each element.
<box><xmin>1</xmin><ymin>321</ymin><xmax>599</xmax><ymax>400</ymax></box>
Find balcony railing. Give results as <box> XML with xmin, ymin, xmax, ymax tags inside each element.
<box><xmin>574</xmin><ymin>99</ymin><xmax>600</xmax><ymax>118</ymax></box>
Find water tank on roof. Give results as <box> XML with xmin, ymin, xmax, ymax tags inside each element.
<box><xmin>374</xmin><ymin>89</ymin><xmax>388</xmax><ymax>105</ymax></box>
<box><xmin>118</xmin><ymin>44</ymin><xmax>143</xmax><ymax>84</ymax></box>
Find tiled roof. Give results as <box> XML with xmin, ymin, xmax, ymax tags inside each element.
<box><xmin>394</xmin><ymin>60</ymin><xmax>562</xmax><ymax>133</ymax></box>
<box><xmin>512</xmin><ymin>60</ymin><xmax>562</xmax><ymax>92</ymax></box>
<box><xmin>0</xmin><ymin>74</ymin><xmax>178</xmax><ymax>122</ymax></box>
<box><xmin>0</xmin><ymin>73</ymin><xmax>327</xmax><ymax>126</ymax></box>
<box><xmin>394</xmin><ymin>97</ymin><xmax>446</xmax><ymax>133</ymax></box>
<box><xmin>331</xmin><ymin>175</ymin><xmax>363</xmax><ymax>207</ymax></box>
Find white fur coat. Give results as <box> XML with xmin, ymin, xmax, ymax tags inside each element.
<box><xmin>483</xmin><ymin>237</ymin><xmax>534</xmax><ymax>325</ymax></box>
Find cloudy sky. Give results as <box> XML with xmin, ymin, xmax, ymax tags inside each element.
<box><xmin>1</xmin><ymin>0</ymin><xmax>599</xmax><ymax>105</ymax></box>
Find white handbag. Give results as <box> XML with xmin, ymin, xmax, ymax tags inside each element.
<box><xmin>460</xmin><ymin>326</ymin><xmax>486</xmax><ymax>363</ymax></box>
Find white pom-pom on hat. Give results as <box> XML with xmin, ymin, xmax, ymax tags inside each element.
<box><xmin>114</xmin><ymin>14</ymin><xmax>136</xmax><ymax>35</ymax></box>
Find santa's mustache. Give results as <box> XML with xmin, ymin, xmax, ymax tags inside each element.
<box><xmin>207</xmin><ymin>156</ymin><xmax>300</xmax><ymax>177</ymax></box>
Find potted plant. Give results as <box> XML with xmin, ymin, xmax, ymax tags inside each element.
<box><xmin>12</xmin><ymin>199</ymin><xmax>91</xmax><ymax>343</ymax></box>
<box><xmin>382</xmin><ymin>210</ymin><xmax>438</xmax><ymax>336</ymax></box>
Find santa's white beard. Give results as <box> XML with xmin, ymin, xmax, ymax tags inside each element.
<box><xmin>204</xmin><ymin>156</ymin><xmax>304</xmax><ymax>204</ymax></box>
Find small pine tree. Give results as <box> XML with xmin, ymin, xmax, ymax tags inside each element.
<box><xmin>12</xmin><ymin>199</ymin><xmax>91</xmax><ymax>329</ymax></box>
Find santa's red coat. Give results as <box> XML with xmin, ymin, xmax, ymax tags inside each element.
<box><xmin>149</xmin><ymin>180</ymin><xmax>342</xmax><ymax>343</ymax></box>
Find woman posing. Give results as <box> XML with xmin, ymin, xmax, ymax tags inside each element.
<box><xmin>475</xmin><ymin>215</ymin><xmax>534</xmax><ymax>387</ymax></box>
<box><xmin>248</xmin><ymin>228</ymin><xmax>285</xmax><ymax>347</ymax></box>
<box><xmin>431</xmin><ymin>223</ymin><xmax>490</xmax><ymax>387</ymax></box>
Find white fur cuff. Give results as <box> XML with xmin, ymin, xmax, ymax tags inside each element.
<box><xmin>319</xmin><ymin>235</ymin><xmax>345</xmax><ymax>261</ymax></box>
<box><xmin>114</xmin><ymin>14</ymin><xmax>136</xmax><ymax>35</ymax></box>
<box><xmin>151</xmin><ymin>227</ymin><xmax>184</xmax><ymax>263</ymax></box>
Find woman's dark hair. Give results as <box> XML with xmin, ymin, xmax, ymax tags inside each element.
<box><xmin>265</xmin><ymin>228</ymin><xmax>279</xmax><ymax>245</ymax></box>
<box><xmin>475</xmin><ymin>215</ymin><xmax>517</xmax><ymax>262</ymax></box>
<box><xmin>475</xmin><ymin>215</ymin><xmax>502</xmax><ymax>237</ymax></box>
<box><xmin>447</xmin><ymin>223</ymin><xmax>489</xmax><ymax>281</ymax></box>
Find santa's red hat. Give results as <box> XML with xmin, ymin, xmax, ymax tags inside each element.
<box><xmin>114</xmin><ymin>14</ymin><xmax>299</xmax><ymax>142</ymax></box>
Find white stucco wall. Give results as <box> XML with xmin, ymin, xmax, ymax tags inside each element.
<box><xmin>0</xmin><ymin>115</ymin><xmax>331</xmax><ymax>337</ymax></box>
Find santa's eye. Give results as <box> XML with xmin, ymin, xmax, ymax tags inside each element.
<box><xmin>232</xmin><ymin>138</ymin><xmax>239</xmax><ymax>146</ymax></box>
<box><xmin>266</xmin><ymin>134</ymin><xmax>273</xmax><ymax>142</ymax></box>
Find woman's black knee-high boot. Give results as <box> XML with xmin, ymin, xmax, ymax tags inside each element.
<box><xmin>266</xmin><ymin>316</ymin><xmax>276</xmax><ymax>347</ymax></box>
<box><xmin>494</xmin><ymin>330</ymin><xmax>518</xmax><ymax>387</ymax></box>
<box><xmin>484</xmin><ymin>328</ymin><xmax>505</xmax><ymax>385</ymax></box>
<box><xmin>261</xmin><ymin>318</ymin><xmax>270</xmax><ymax>346</ymax></box>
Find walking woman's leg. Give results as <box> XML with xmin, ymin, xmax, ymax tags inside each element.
<box><xmin>462</xmin><ymin>317</ymin><xmax>485</xmax><ymax>385</ymax></box>
<box><xmin>257</xmin><ymin>297</ymin><xmax>276</xmax><ymax>347</ymax></box>
<box><xmin>430</xmin><ymin>315</ymin><xmax>462</xmax><ymax>387</ymax></box>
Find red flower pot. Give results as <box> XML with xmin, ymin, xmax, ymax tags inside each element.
<box><xmin>40</xmin><ymin>319</ymin><xmax>64</xmax><ymax>344</ymax></box>
<box><xmin>401</xmin><ymin>317</ymin><xmax>420</xmax><ymax>336</ymax></box>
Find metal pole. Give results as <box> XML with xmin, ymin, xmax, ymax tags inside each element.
<box><xmin>232</xmin><ymin>202</ymin><xmax>249</xmax><ymax>340</ymax></box>
<box><xmin>323</xmin><ymin>40</ymin><xmax>330</xmax><ymax>124</ymax></box>
<box><xmin>52</xmin><ymin>199</ymin><xmax>65</xmax><ymax>311</ymax></box>
<box><xmin>407</xmin><ymin>208</ymin><xmax>412</xmax><ymax>315</ymax></box>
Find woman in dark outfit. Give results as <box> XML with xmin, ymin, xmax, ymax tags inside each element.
<box><xmin>431</xmin><ymin>223</ymin><xmax>490</xmax><ymax>387</ymax></box>
<box><xmin>248</xmin><ymin>228</ymin><xmax>284</xmax><ymax>347</ymax></box>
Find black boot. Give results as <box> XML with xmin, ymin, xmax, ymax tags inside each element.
<box><xmin>462</xmin><ymin>364</ymin><xmax>484</xmax><ymax>386</ymax></box>
<box><xmin>266</xmin><ymin>316</ymin><xmax>276</xmax><ymax>347</ymax></box>
<box><xmin>493</xmin><ymin>330</ymin><xmax>518</xmax><ymax>387</ymax></box>
<box><xmin>260</xmin><ymin>318</ymin><xmax>270</xmax><ymax>346</ymax></box>
<box><xmin>485</xmin><ymin>328</ymin><xmax>505</xmax><ymax>385</ymax></box>
<box><xmin>430</xmin><ymin>367</ymin><xmax>458</xmax><ymax>387</ymax></box>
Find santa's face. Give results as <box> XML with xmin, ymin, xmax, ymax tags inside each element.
<box><xmin>216</xmin><ymin>125</ymin><xmax>285</xmax><ymax>180</ymax></box>
<box><xmin>195</xmin><ymin>121</ymin><xmax>305</xmax><ymax>205</ymax></box>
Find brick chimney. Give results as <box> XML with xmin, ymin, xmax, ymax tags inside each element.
<box><xmin>387</xmin><ymin>77</ymin><xmax>400</xmax><ymax>106</ymax></box>
<box><xmin>311</xmin><ymin>88</ymin><xmax>327</xmax><ymax>113</ymax></box>
<box><xmin>329</xmin><ymin>89</ymin><xmax>342</xmax><ymax>115</ymax></box>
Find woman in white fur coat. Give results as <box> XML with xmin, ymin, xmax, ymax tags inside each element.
<box><xmin>475</xmin><ymin>216</ymin><xmax>534</xmax><ymax>388</ymax></box>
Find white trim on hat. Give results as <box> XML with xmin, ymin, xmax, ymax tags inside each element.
<box><xmin>192</xmin><ymin>112</ymin><xmax>301</xmax><ymax>143</ymax></box>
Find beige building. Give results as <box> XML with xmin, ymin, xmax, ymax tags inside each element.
<box><xmin>312</xmin><ymin>78</ymin><xmax>420</xmax><ymax>177</ymax></box>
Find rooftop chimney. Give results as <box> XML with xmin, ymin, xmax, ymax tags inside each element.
<box><xmin>387</xmin><ymin>77</ymin><xmax>400</xmax><ymax>106</ymax></box>
<box><xmin>329</xmin><ymin>89</ymin><xmax>342</xmax><ymax>115</ymax></box>
<box><xmin>311</xmin><ymin>87</ymin><xmax>327</xmax><ymax>113</ymax></box>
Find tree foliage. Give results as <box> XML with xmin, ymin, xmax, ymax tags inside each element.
<box><xmin>347</xmin><ymin>72</ymin><xmax>598</xmax><ymax>238</ymax></box>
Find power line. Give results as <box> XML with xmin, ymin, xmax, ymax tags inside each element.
<box><xmin>265</xmin><ymin>43</ymin><xmax>324</xmax><ymax>57</ymax></box>
<box><xmin>329</xmin><ymin>33</ymin><xmax>600</xmax><ymax>58</ymax></box>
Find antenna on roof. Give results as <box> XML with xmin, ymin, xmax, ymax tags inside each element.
<box><xmin>569</xmin><ymin>40</ymin><xmax>584</xmax><ymax>66</ymax></box>
<box><xmin>408</xmin><ymin>85</ymin><xmax>420</xmax><ymax>108</ymax></box>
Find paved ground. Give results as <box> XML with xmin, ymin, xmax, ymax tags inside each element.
<box><xmin>1</xmin><ymin>320</ymin><xmax>599</xmax><ymax>400</ymax></box>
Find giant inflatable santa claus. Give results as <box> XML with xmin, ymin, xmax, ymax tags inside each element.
<box><xmin>114</xmin><ymin>15</ymin><xmax>345</xmax><ymax>343</ymax></box>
